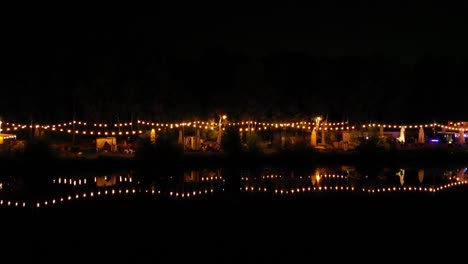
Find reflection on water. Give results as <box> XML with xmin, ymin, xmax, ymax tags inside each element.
<box><xmin>418</xmin><ymin>169</ymin><xmax>424</xmax><ymax>183</ymax></box>
<box><xmin>0</xmin><ymin>166</ymin><xmax>467</xmax><ymax>209</ymax></box>
<box><xmin>242</xmin><ymin>167</ymin><xmax>468</xmax><ymax>195</ymax></box>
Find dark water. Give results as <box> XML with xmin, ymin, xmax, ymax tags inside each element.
<box><xmin>1</xmin><ymin>165</ymin><xmax>467</xmax><ymax>262</ymax></box>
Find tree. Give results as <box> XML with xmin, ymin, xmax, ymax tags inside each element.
<box><xmin>220</xmin><ymin>126</ymin><xmax>243</xmax><ymax>156</ymax></box>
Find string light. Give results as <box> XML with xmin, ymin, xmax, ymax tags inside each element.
<box><xmin>6</xmin><ymin>118</ymin><xmax>459</xmax><ymax>137</ymax></box>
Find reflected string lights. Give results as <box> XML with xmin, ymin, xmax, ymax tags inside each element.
<box><xmin>0</xmin><ymin>168</ymin><xmax>466</xmax><ymax>209</ymax></box>
<box><xmin>240</xmin><ymin>169</ymin><xmax>468</xmax><ymax>196</ymax></box>
<box><xmin>1</xmin><ymin>186</ymin><xmax>223</xmax><ymax>209</ymax></box>
<box><xmin>0</xmin><ymin>170</ymin><xmax>225</xmax><ymax>209</ymax></box>
<box><xmin>0</xmin><ymin>200</ymin><xmax>27</xmax><ymax>208</ymax></box>
<box><xmin>241</xmin><ymin>173</ymin><xmax>354</xmax><ymax>195</ymax></box>
<box><xmin>30</xmin><ymin>186</ymin><xmax>220</xmax><ymax>208</ymax></box>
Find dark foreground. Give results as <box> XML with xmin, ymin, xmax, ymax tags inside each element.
<box><xmin>2</xmin><ymin>188</ymin><xmax>468</xmax><ymax>263</ymax></box>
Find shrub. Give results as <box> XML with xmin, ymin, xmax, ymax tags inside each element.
<box><xmin>246</xmin><ymin>132</ymin><xmax>263</xmax><ymax>154</ymax></box>
<box><xmin>355</xmin><ymin>136</ymin><xmax>384</xmax><ymax>154</ymax></box>
<box><xmin>221</xmin><ymin>126</ymin><xmax>243</xmax><ymax>156</ymax></box>
<box><xmin>135</xmin><ymin>132</ymin><xmax>183</xmax><ymax>161</ymax></box>
<box><xmin>22</xmin><ymin>139</ymin><xmax>57</xmax><ymax>162</ymax></box>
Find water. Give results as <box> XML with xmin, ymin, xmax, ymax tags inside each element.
<box><xmin>1</xmin><ymin>166</ymin><xmax>467</xmax><ymax>209</ymax></box>
<box><xmin>1</xmin><ymin>165</ymin><xmax>467</xmax><ymax>262</ymax></box>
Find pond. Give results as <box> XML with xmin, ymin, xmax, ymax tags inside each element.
<box><xmin>1</xmin><ymin>164</ymin><xmax>467</xmax><ymax>262</ymax></box>
<box><xmin>1</xmin><ymin>165</ymin><xmax>467</xmax><ymax>207</ymax></box>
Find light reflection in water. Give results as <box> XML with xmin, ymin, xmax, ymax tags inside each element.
<box><xmin>240</xmin><ymin>167</ymin><xmax>468</xmax><ymax>195</ymax></box>
<box><xmin>0</xmin><ymin>167</ymin><xmax>467</xmax><ymax>209</ymax></box>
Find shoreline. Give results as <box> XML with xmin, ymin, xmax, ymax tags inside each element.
<box><xmin>1</xmin><ymin>147</ymin><xmax>467</xmax><ymax>174</ymax></box>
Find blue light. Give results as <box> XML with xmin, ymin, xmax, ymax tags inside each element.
<box><xmin>430</xmin><ymin>139</ymin><xmax>439</xmax><ymax>143</ymax></box>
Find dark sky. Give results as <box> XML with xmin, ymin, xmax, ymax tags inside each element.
<box><xmin>5</xmin><ymin>3</ymin><xmax>468</xmax><ymax>62</ymax></box>
<box><xmin>2</xmin><ymin>3</ymin><xmax>468</xmax><ymax>122</ymax></box>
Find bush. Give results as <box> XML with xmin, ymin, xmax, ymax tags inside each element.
<box><xmin>22</xmin><ymin>139</ymin><xmax>57</xmax><ymax>162</ymax></box>
<box><xmin>221</xmin><ymin>126</ymin><xmax>243</xmax><ymax>156</ymax></box>
<box><xmin>246</xmin><ymin>132</ymin><xmax>263</xmax><ymax>154</ymax></box>
<box><xmin>280</xmin><ymin>138</ymin><xmax>317</xmax><ymax>156</ymax></box>
<box><xmin>355</xmin><ymin>136</ymin><xmax>384</xmax><ymax>154</ymax></box>
<box><xmin>135</xmin><ymin>132</ymin><xmax>183</xmax><ymax>161</ymax></box>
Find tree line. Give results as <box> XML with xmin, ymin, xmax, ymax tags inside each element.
<box><xmin>2</xmin><ymin>50</ymin><xmax>467</xmax><ymax>124</ymax></box>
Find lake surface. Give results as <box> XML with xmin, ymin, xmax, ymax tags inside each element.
<box><xmin>1</xmin><ymin>164</ymin><xmax>467</xmax><ymax>262</ymax></box>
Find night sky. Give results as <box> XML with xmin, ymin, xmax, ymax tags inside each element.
<box><xmin>2</xmin><ymin>3</ymin><xmax>467</xmax><ymax>123</ymax></box>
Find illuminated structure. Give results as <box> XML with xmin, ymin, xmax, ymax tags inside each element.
<box><xmin>310</xmin><ymin>116</ymin><xmax>321</xmax><ymax>146</ymax></box>
<box><xmin>396</xmin><ymin>127</ymin><xmax>405</xmax><ymax>143</ymax></box>
<box><xmin>0</xmin><ymin>134</ymin><xmax>16</xmax><ymax>145</ymax></box>
<box><xmin>96</xmin><ymin>137</ymin><xmax>117</xmax><ymax>152</ymax></box>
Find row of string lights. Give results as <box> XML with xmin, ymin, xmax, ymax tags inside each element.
<box><xmin>241</xmin><ymin>180</ymin><xmax>468</xmax><ymax>195</ymax></box>
<box><xmin>1</xmin><ymin>173</ymin><xmax>466</xmax><ymax>209</ymax></box>
<box><xmin>0</xmin><ymin>186</ymin><xmax>222</xmax><ymax>209</ymax></box>
<box><xmin>2</xmin><ymin>180</ymin><xmax>466</xmax><ymax>209</ymax></box>
<box><xmin>0</xmin><ymin>119</ymin><xmax>465</xmax><ymax>136</ymax></box>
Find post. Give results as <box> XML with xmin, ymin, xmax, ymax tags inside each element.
<box><xmin>116</xmin><ymin>113</ymin><xmax>121</xmax><ymax>134</ymax></box>
<box><xmin>30</xmin><ymin>117</ymin><xmax>33</xmax><ymax>140</ymax></box>
<box><xmin>217</xmin><ymin>114</ymin><xmax>227</xmax><ymax>145</ymax></box>
<box><xmin>196</xmin><ymin>128</ymin><xmax>201</xmax><ymax>151</ymax></box>
<box><xmin>72</xmin><ymin>95</ymin><xmax>76</xmax><ymax>146</ymax></box>
<box><xmin>322</xmin><ymin>128</ymin><xmax>326</xmax><ymax>145</ymax></box>
<box><xmin>178</xmin><ymin>128</ymin><xmax>184</xmax><ymax>146</ymax></box>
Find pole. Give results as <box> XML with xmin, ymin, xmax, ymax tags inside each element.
<box><xmin>117</xmin><ymin>113</ymin><xmax>121</xmax><ymax>133</ymax></box>
<box><xmin>30</xmin><ymin>117</ymin><xmax>33</xmax><ymax>140</ymax></box>
<box><xmin>72</xmin><ymin>96</ymin><xmax>76</xmax><ymax>146</ymax></box>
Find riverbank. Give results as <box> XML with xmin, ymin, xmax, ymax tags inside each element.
<box><xmin>1</xmin><ymin>145</ymin><xmax>467</xmax><ymax>174</ymax></box>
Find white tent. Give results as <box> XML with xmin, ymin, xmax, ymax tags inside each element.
<box><xmin>96</xmin><ymin>137</ymin><xmax>117</xmax><ymax>152</ymax></box>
